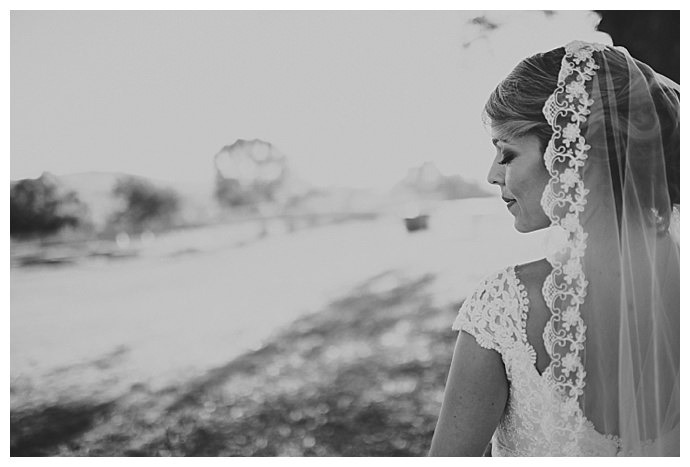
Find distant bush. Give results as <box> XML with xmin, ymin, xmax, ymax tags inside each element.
<box><xmin>214</xmin><ymin>139</ymin><xmax>296</xmax><ymax>211</ymax></box>
<box><xmin>10</xmin><ymin>173</ymin><xmax>91</xmax><ymax>239</ymax></box>
<box><xmin>108</xmin><ymin>176</ymin><xmax>180</xmax><ymax>234</ymax></box>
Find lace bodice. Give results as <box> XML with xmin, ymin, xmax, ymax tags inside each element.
<box><xmin>452</xmin><ymin>266</ymin><xmax>620</xmax><ymax>456</ymax></box>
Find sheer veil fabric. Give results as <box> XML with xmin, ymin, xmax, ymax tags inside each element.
<box><xmin>540</xmin><ymin>41</ymin><xmax>680</xmax><ymax>455</ymax></box>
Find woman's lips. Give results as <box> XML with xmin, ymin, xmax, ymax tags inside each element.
<box><xmin>502</xmin><ymin>196</ymin><xmax>517</xmax><ymax>209</ymax></box>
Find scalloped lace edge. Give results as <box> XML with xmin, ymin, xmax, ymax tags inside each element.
<box><xmin>539</xmin><ymin>41</ymin><xmax>619</xmax><ymax>448</ymax></box>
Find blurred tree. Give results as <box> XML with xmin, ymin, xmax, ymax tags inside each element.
<box><xmin>214</xmin><ymin>139</ymin><xmax>293</xmax><ymax>211</ymax></box>
<box><xmin>595</xmin><ymin>10</ymin><xmax>679</xmax><ymax>83</ymax></box>
<box><xmin>109</xmin><ymin>176</ymin><xmax>180</xmax><ymax>234</ymax></box>
<box><xmin>10</xmin><ymin>172</ymin><xmax>91</xmax><ymax>239</ymax></box>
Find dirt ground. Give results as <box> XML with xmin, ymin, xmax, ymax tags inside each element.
<box><xmin>11</xmin><ymin>269</ymin><xmax>460</xmax><ymax>456</ymax></box>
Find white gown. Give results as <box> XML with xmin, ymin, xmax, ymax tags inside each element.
<box><xmin>452</xmin><ymin>266</ymin><xmax>621</xmax><ymax>456</ymax></box>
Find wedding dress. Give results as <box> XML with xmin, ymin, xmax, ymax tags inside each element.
<box><xmin>453</xmin><ymin>266</ymin><xmax>620</xmax><ymax>456</ymax></box>
<box><xmin>451</xmin><ymin>41</ymin><xmax>680</xmax><ymax>456</ymax></box>
<box><xmin>453</xmin><ymin>259</ymin><xmax>680</xmax><ymax>456</ymax></box>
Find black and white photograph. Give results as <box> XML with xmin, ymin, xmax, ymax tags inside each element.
<box><xmin>9</xmin><ymin>5</ymin><xmax>681</xmax><ymax>457</ymax></box>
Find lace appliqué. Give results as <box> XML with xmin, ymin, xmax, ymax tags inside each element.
<box><xmin>452</xmin><ymin>267</ymin><xmax>531</xmax><ymax>366</ymax></box>
<box><xmin>540</xmin><ymin>41</ymin><xmax>608</xmax><ymax>447</ymax></box>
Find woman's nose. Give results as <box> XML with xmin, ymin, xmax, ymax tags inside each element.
<box><xmin>486</xmin><ymin>158</ymin><xmax>505</xmax><ymax>186</ymax></box>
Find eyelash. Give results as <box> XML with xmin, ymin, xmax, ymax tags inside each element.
<box><xmin>498</xmin><ymin>151</ymin><xmax>516</xmax><ymax>166</ymax></box>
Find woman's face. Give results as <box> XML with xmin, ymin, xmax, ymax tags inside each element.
<box><xmin>486</xmin><ymin>131</ymin><xmax>551</xmax><ymax>233</ymax></box>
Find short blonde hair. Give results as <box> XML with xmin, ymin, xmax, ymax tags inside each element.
<box><xmin>483</xmin><ymin>47</ymin><xmax>565</xmax><ymax>151</ymax></box>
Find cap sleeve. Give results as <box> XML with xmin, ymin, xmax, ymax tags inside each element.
<box><xmin>452</xmin><ymin>267</ymin><xmax>522</xmax><ymax>354</ymax></box>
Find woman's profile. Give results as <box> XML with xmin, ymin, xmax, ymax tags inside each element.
<box><xmin>429</xmin><ymin>41</ymin><xmax>680</xmax><ymax>456</ymax></box>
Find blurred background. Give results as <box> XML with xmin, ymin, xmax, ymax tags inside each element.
<box><xmin>10</xmin><ymin>10</ymin><xmax>679</xmax><ymax>456</ymax></box>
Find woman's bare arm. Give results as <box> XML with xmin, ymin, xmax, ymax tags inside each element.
<box><xmin>428</xmin><ymin>330</ymin><xmax>508</xmax><ymax>456</ymax></box>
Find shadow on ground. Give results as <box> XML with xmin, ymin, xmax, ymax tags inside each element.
<box><xmin>10</xmin><ymin>270</ymin><xmax>462</xmax><ymax>456</ymax></box>
<box><xmin>10</xmin><ymin>402</ymin><xmax>115</xmax><ymax>456</ymax></box>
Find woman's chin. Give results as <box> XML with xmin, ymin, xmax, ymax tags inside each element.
<box><xmin>514</xmin><ymin>221</ymin><xmax>532</xmax><ymax>233</ymax></box>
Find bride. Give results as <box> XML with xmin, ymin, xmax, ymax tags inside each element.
<box><xmin>429</xmin><ymin>41</ymin><xmax>679</xmax><ymax>456</ymax></box>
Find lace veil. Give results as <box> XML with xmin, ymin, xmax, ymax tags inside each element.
<box><xmin>540</xmin><ymin>41</ymin><xmax>680</xmax><ymax>455</ymax></box>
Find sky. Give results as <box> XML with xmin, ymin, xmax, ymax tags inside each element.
<box><xmin>11</xmin><ymin>10</ymin><xmax>610</xmax><ymax>190</ymax></box>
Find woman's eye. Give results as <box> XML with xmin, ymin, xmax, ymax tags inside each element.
<box><xmin>498</xmin><ymin>151</ymin><xmax>516</xmax><ymax>165</ymax></box>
